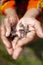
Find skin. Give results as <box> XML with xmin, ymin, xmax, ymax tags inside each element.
<box><xmin>1</xmin><ymin>8</ymin><xmax>43</xmax><ymax>60</ymax></box>
<box><xmin>16</xmin><ymin>17</ymin><xmax>43</xmax><ymax>47</ymax></box>
<box><xmin>1</xmin><ymin>8</ymin><xmax>22</xmax><ymax>60</ymax></box>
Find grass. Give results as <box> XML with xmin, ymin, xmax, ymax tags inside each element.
<box><xmin>0</xmin><ymin>39</ymin><xmax>43</xmax><ymax>65</ymax></box>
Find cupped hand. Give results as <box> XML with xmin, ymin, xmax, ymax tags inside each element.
<box><xmin>15</xmin><ymin>17</ymin><xmax>35</xmax><ymax>48</ymax></box>
<box><xmin>0</xmin><ymin>12</ymin><xmax>23</xmax><ymax>60</ymax></box>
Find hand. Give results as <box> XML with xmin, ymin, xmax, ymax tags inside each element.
<box><xmin>16</xmin><ymin>16</ymin><xmax>43</xmax><ymax>48</ymax></box>
<box><xmin>4</xmin><ymin>8</ymin><xmax>19</xmax><ymax>37</ymax></box>
<box><xmin>0</xmin><ymin>8</ymin><xmax>23</xmax><ymax>60</ymax></box>
<box><xmin>15</xmin><ymin>17</ymin><xmax>35</xmax><ymax>47</ymax></box>
<box><xmin>1</xmin><ymin>22</ymin><xmax>23</xmax><ymax>59</ymax></box>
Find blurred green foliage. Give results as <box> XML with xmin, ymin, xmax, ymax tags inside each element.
<box><xmin>0</xmin><ymin>39</ymin><xmax>43</xmax><ymax>65</ymax></box>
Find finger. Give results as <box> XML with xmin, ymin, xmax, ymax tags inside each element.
<box><xmin>12</xmin><ymin>37</ymin><xmax>19</xmax><ymax>49</ymax></box>
<box><xmin>34</xmin><ymin>18</ymin><xmax>43</xmax><ymax>38</ymax></box>
<box><xmin>16</xmin><ymin>38</ymin><xmax>29</xmax><ymax>47</ymax></box>
<box><xmin>12</xmin><ymin>47</ymin><xmax>23</xmax><ymax>60</ymax></box>
<box><xmin>1</xmin><ymin>22</ymin><xmax>11</xmax><ymax>48</ymax></box>
<box><xmin>4</xmin><ymin>17</ymin><xmax>11</xmax><ymax>37</ymax></box>
<box><xmin>16</xmin><ymin>31</ymin><xmax>35</xmax><ymax>47</ymax></box>
<box><xmin>6</xmin><ymin>47</ymin><xmax>13</xmax><ymax>55</ymax></box>
<box><xmin>9</xmin><ymin>16</ymin><xmax>18</xmax><ymax>26</ymax></box>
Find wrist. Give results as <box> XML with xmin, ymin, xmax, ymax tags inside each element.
<box><xmin>4</xmin><ymin>8</ymin><xmax>16</xmax><ymax>16</ymax></box>
<box><xmin>24</xmin><ymin>8</ymin><xmax>40</xmax><ymax>18</ymax></box>
<box><xmin>5</xmin><ymin>8</ymin><xmax>19</xmax><ymax>23</ymax></box>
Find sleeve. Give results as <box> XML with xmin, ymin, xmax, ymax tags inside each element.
<box><xmin>27</xmin><ymin>0</ymin><xmax>40</xmax><ymax>10</ymax></box>
<box><xmin>1</xmin><ymin>0</ymin><xmax>16</xmax><ymax>14</ymax></box>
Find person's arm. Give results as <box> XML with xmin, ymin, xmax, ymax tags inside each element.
<box><xmin>23</xmin><ymin>8</ymin><xmax>43</xmax><ymax>38</ymax></box>
<box><xmin>26</xmin><ymin>0</ymin><xmax>41</xmax><ymax>18</ymax></box>
<box><xmin>1</xmin><ymin>0</ymin><xmax>19</xmax><ymax>36</ymax></box>
<box><xmin>0</xmin><ymin>0</ymin><xmax>22</xmax><ymax>60</ymax></box>
<box><xmin>15</xmin><ymin>8</ymin><xmax>42</xmax><ymax>48</ymax></box>
<box><xmin>23</xmin><ymin>8</ymin><xmax>40</xmax><ymax>18</ymax></box>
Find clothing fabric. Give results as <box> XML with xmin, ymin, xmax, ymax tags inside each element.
<box><xmin>2</xmin><ymin>0</ymin><xmax>40</xmax><ymax>10</ymax></box>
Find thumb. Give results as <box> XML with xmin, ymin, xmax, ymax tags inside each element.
<box><xmin>4</xmin><ymin>17</ymin><xmax>11</xmax><ymax>37</ymax></box>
